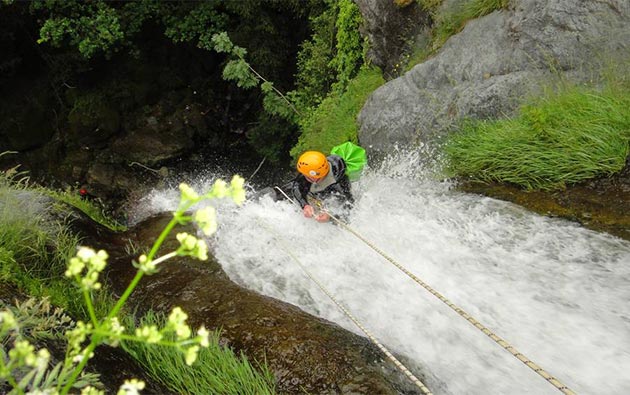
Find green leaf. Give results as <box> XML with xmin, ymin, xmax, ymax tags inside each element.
<box><xmin>211</xmin><ymin>32</ymin><xmax>233</xmax><ymax>53</ymax></box>
<box><xmin>222</xmin><ymin>59</ymin><xmax>258</xmax><ymax>89</ymax></box>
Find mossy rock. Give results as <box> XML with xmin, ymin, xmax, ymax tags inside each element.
<box><xmin>67</xmin><ymin>92</ymin><xmax>121</xmax><ymax>147</ymax></box>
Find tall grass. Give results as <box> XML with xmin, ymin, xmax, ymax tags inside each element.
<box><xmin>444</xmin><ymin>78</ymin><xmax>630</xmax><ymax>190</ymax></box>
<box><xmin>0</xmin><ymin>184</ymin><xmax>73</xmax><ymax>275</ymax></box>
<box><xmin>0</xmin><ymin>169</ymin><xmax>112</xmax><ymax>319</ymax></box>
<box><xmin>432</xmin><ymin>0</ymin><xmax>509</xmax><ymax>49</ymax></box>
<box><xmin>291</xmin><ymin>66</ymin><xmax>384</xmax><ymax>159</ymax></box>
<box><xmin>122</xmin><ymin>311</ymin><xmax>276</xmax><ymax>395</ymax></box>
<box><xmin>43</xmin><ymin>189</ymin><xmax>127</xmax><ymax>231</ymax></box>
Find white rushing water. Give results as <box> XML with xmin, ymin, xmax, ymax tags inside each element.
<box><xmin>130</xmin><ymin>151</ymin><xmax>630</xmax><ymax>395</ymax></box>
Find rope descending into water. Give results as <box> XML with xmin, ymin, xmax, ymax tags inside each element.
<box><xmin>316</xmin><ymin>205</ymin><xmax>577</xmax><ymax>395</ymax></box>
<box><xmin>255</xmin><ymin>216</ymin><xmax>433</xmax><ymax>395</ymax></box>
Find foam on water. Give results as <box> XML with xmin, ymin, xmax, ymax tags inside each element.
<box><xmin>129</xmin><ymin>151</ymin><xmax>630</xmax><ymax>395</ymax></box>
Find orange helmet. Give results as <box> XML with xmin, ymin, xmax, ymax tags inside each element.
<box><xmin>297</xmin><ymin>151</ymin><xmax>329</xmax><ymax>179</ymax></box>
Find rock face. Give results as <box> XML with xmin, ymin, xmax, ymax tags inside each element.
<box><xmin>98</xmin><ymin>215</ymin><xmax>426</xmax><ymax>394</ymax></box>
<box><xmin>358</xmin><ymin>0</ymin><xmax>630</xmax><ymax>155</ymax></box>
<box><xmin>355</xmin><ymin>0</ymin><xmax>430</xmax><ymax>77</ymax></box>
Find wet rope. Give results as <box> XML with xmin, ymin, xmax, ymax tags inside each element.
<box><xmin>317</xmin><ymin>206</ymin><xmax>576</xmax><ymax>395</ymax></box>
<box><xmin>256</xmin><ymin>216</ymin><xmax>433</xmax><ymax>395</ymax></box>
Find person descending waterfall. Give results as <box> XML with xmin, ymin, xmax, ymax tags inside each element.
<box><xmin>256</xmin><ymin>143</ymin><xmax>366</xmax><ymax>223</ymax></box>
<box><xmin>290</xmin><ymin>150</ymin><xmax>354</xmax><ymax>223</ymax></box>
<box><xmin>257</xmin><ymin>150</ymin><xmax>354</xmax><ymax>223</ymax></box>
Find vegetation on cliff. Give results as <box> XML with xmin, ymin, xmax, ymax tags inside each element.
<box><xmin>444</xmin><ymin>67</ymin><xmax>630</xmax><ymax>190</ymax></box>
<box><xmin>0</xmin><ymin>0</ymin><xmax>374</xmax><ymax>168</ymax></box>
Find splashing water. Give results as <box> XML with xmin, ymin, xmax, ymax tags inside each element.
<box><xmin>129</xmin><ymin>151</ymin><xmax>630</xmax><ymax>395</ymax></box>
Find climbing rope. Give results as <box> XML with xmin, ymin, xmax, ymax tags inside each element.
<box><xmin>255</xmin><ymin>216</ymin><xmax>433</xmax><ymax>395</ymax></box>
<box><xmin>314</xmin><ymin>205</ymin><xmax>577</xmax><ymax>395</ymax></box>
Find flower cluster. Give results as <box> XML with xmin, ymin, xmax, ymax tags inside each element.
<box><xmin>0</xmin><ymin>310</ymin><xmax>17</xmax><ymax>332</ymax></box>
<box><xmin>176</xmin><ymin>232</ymin><xmax>208</xmax><ymax>260</ymax></box>
<box><xmin>133</xmin><ymin>307</ymin><xmax>210</xmax><ymax>366</ymax></box>
<box><xmin>194</xmin><ymin>206</ymin><xmax>217</xmax><ymax>236</ymax></box>
<box><xmin>178</xmin><ymin>175</ymin><xmax>246</xmax><ymax>233</ymax></box>
<box><xmin>135</xmin><ymin>253</ymin><xmax>159</xmax><ymax>274</ymax></box>
<box><xmin>0</xmin><ymin>310</ymin><xmax>51</xmax><ymax>391</ymax></box>
<box><xmin>7</xmin><ymin>340</ymin><xmax>50</xmax><ymax>370</ymax></box>
<box><xmin>117</xmin><ymin>378</ymin><xmax>146</xmax><ymax>395</ymax></box>
<box><xmin>135</xmin><ymin>324</ymin><xmax>162</xmax><ymax>344</ymax></box>
<box><xmin>206</xmin><ymin>176</ymin><xmax>246</xmax><ymax>203</ymax></box>
<box><xmin>65</xmin><ymin>247</ymin><xmax>109</xmax><ymax>291</ymax></box>
<box><xmin>66</xmin><ymin>321</ymin><xmax>93</xmax><ymax>356</ymax></box>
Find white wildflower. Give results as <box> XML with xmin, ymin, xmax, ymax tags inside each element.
<box><xmin>135</xmin><ymin>325</ymin><xmax>162</xmax><ymax>344</ymax></box>
<box><xmin>211</xmin><ymin>179</ymin><xmax>228</xmax><ymax>198</ymax></box>
<box><xmin>194</xmin><ymin>206</ymin><xmax>217</xmax><ymax>236</ymax></box>
<box><xmin>179</xmin><ymin>183</ymin><xmax>199</xmax><ymax>202</ymax></box>
<box><xmin>117</xmin><ymin>379</ymin><xmax>145</xmax><ymax>395</ymax></box>
<box><xmin>184</xmin><ymin>345</ymin><xmax>200</xmax><ymax>366</ymax></box>
<box><xmin>197</xmin><ymin>326</ymin><xmax>210</xmax><ymax>347</ymax></box>
<box><xmin>230</xmin><ymin>175</ymin><xmax>246</xmax><ymax>205</ymax></box>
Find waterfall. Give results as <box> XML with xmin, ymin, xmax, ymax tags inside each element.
<box><xmin>129</xmin><ymin>151</ymin><xmax>630</xmax><ymax>395</ymax></box>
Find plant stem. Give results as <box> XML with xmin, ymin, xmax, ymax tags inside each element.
<box><xmin>60</xmin><ymin>340</ymin><xmax>97</xmax><ymax>395</ymax></box>
<box><xmin>83</xmin><ymin>289</ymin><xmax>98</xmax><ymax>326</ymax></box>
<box><xmin>107</xmin><ymin>217</ymin><xmax>178</xmax><ymax>320</ymax></box>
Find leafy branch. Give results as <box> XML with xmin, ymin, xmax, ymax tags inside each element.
<box><xmin>207</xmin><ymin>32</ymin><xmax>301</xmax><ymax>119</ymax></box>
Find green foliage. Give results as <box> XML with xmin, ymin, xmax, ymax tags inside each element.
<box><xmin>444</xmin><ymin>77</ymin><xmax>630</xmax><ymax>190</ymax></box>
<box><xmin>0</xmin><ymin>170</ymin><xmax>110</xmax><ymax>324</ymax></box>
<box><xmin>0</xmin><ymin>298</ymin><xmax>102</xmax><ymax>393</ymax></box>
<box><xmin>33</xmin><ymin>1</ymin><xmax>225</xmax><ymax>59</ymax></box>
<box><xmin>289</xmin><ymin>0</ymin><xmax>377</xmax><ymax>159</ymax></box>
<box><xmin>329</xmin><ymin>0</ymin><xmax>365</xmax><ymax>93</ymax></box>
<box><xmin>0</xmin><ymin>184</ymin><xmax>76</xmax><ymax>280</ymax></box>
<box><xmin>122</xmin><ymin>311</ymin><xmax>276</xmax><ymax>395</ymax></box>
<box><xmin>162</xmin><ymin>2</ymin><xmax>227</xmax><ymax>44</ymax></box>
<box><xmin>292</xmin><ymin>1</ymin><xmax>337</xmax><ymax>111</ymax></box>
<box><xmin>222</xmin><ymin>59</ymin><xmax>259</xmax><ymax>89</ymax></box>
<box><xmin>209</xmin><ymin>32</ymin><xmax>301</xmax><ymax>121</ymax></box>
<box><xmin>247</xmin><ymin>113</ymin><xmax>296</xmax><ymax>162</ymax></box>
<box><xmin>1</xmin><ymin>298</ymin><xmax>73</xmax><ymax>342</ymax></box>
<box><xmin>35</xmin><ymin>1</ymin><xmax>125</xmax><ymax>59</ymax></box>
<box><xmin>291</xmin><ymin>66</ymin><xmax>384</xmax><ymax>158</ymax></box>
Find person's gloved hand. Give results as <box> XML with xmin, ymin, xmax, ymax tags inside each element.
<box><xmin>303</xmin><ymin>204</ymin><xmax>315</xmax><ymax>218</ymax></box>
<box><xmin>315</xmin><ymin>212</ymin><xmax>330</xmax><ymax>223</ymax></box>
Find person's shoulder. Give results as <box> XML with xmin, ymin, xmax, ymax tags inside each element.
<box><xmin>327</xmin><ymin>154</ymin><xmax>345</xmax><ymax>165</ymax></box>
<box><xmin>327</xmin><ymin>155</ymin><xmax>346</xmax><ymax>179</ymax></box>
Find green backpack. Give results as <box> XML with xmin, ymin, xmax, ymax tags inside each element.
<box><xmin>330</xmin><ymin>142</ymin><xmax>367</xmax><ymax>181</ymax></box>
